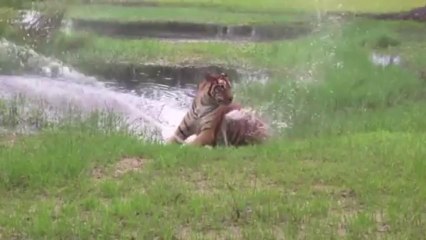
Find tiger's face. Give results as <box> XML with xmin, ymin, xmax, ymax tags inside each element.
<box><xmin>202</xmin><ymin>72</ymin><xmax>233</xmax><ymax>105</ymax></box>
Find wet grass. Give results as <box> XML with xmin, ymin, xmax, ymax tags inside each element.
<box><xmin>67</xmin><ymin>4</ymin><xmax>309</xmax><ymax>24</ymax></box>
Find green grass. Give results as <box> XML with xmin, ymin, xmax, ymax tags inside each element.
<box><xmin>86</xmin><ymin>0</ymin><xmax>425</xmax><ymax>13</ymax></box>
<box><xmin>152</xmin><ymin>0</ymin><xmax>423</xmax><ymax>13</ymax></box>
<box><xmin>52</xmin><ymin>31</ymin><xmax>322</xmax><ymax>71</ymax></box>
<box><xmin>3</xmin><ymin>6</ymin><xmax>426</xmax><ymax>239</ymax></box>
<box><xmin>51</xmin><ymin>19</ymin><xmax>426</xmax><ymax>75</ymax></box>
<box><xmin>50</xmin><ymin>18</ymin><xmax>336</xmax><ymax>72</ymax></box>
<box><xmin>67</xmin><ymin>4</ymin><xmax>309</xmax><ymax>24</ymax></box>
<box><xmin>1</xmin><ymin>125</ymin><xmax>425</xmax><ymax>239</ymax></box>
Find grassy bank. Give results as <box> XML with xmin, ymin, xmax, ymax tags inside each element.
<box><xmin>1</xmin><ymin>123</ymin><xmax>425</xmax><ymax>238</ymax></box>
<box><xmin>67</xmin><ymin>4</ymin><xmax>309</xmax><ymax>24</ymax></box>
<box><xmin>51</xmin><ymin>19</ymin><xmax>426</xmax><ymax>75</ymax></box>
<box><xmin>159</xmin><ymin>0</ymin><xmax>425</xmax><ymax>13</ymax></box>
<box><xmin>87</xmin><ymin>0</ymin><xmax>425</xmax><ymax>13</ymax></box>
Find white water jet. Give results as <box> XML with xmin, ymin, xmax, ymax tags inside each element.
<box><xmin>0</xmin><ymin>74</ymin><xmax>191</xmax><ymax>141</ymax></box>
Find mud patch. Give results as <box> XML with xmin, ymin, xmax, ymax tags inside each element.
<box><xmin>329</xmin><ymin>188</ymin><xmax>360</xmax><ymax>237</ymax></box>
<box><xmin>311</xmin><ymin>182</ymin><xmax>341</xmax><ymax>194</ymax></box>
<box><xmin>113</xmin><ymin>157</ymin><xmax>144</xmax><ymax>177</ymax></box>
<box><xmin>180</xmin><ymin>171</ymin><xmax>218</xmax><ymax>196</ymax></box>
<box><xmin>177</xmin><ymin>225</ymin><xmax>243</xmax><ymax>240</ymax></box>
<box><xmin>70</xmin><ymin>18</ymin><xmax>313</xmax><ymax>42</ymax></box>
<box><xmin>0</xmin><ymin>133</ymin><xmax>19</xmax><ymax>148</ymax></box>
<box><xmin>374</xmin><ymin>211</ymin><xmax>391</xmax><ymax>234</ymax></box>
<box><xmin>91</xmin><ymin>157</ymin><xmax>146</xmax><ymax>180</ymax></box>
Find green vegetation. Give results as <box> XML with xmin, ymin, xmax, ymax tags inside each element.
<box><xmin>67</xmin><ymin>4</ymin><xmax>308</xmax><ymax>24</ymax></box>
<box><xmin>0</xmin><ymin>0</ymin><xmax>70</xmax><ymax>53</ymax></box>
<box><xmin>2</xmin><ymin>0</ymin><xmax>426</xmax><ymax>238</ymax></box>
<box><xmin>149</xmin><ymin>0</ymin><xmax>423</xmax><ymax>13</ymax></box>
<box><xmin>86</xmin><ymin>0</ymin><xmax>424</xmax><ymax>13</ymax></box>
<box><xmin>1</xmin><ymin>118</ymin><xmax>425</xmax><ymax>238</ymax></box>
<box><xmin>52</xmin><ymin>19</ymin><xmax>426</xmax><ymax>75</ymax></box>
<box><xmin>0</xmin><ymin>0</ymin><xmax>41</xmax><ymax>9</ymax></box>
<box><xmin>0</xmin><ymin>7</ymin><xmax>18</xmax><ymax>39</ymax></box>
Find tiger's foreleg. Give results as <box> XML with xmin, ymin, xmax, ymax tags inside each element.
<box><xmin>165</xmin><ymin>134</ymin><xmax>186</xmax><ymax>144</ymax></box>
<box><xmin>186</xmin><ymin>130</ymin><xmax>216</xmax><ymax>147</ymax></box>
<box><xmin>166</xmin><ymin>112</ymin><xmax>195</xmax><ymax>144</ymax></box>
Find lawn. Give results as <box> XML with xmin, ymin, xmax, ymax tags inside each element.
<box><xmin>0</xmin><ymin>120</ymin><xmax>425</xmax><ymax>239</ymax></box>
<box><xmin>159</xmin><ymin>0</ymin><xmax>425</xmax><ymax>13</ymax></box>
<box><xmin>67</xmin><ymin>4</ymin><xmax>310</xmax><ymax>24</ymax></box>
<box><xmin>88</xmin><ymin>0</ymin><xmax>425</xmax><ymax>13</ymax></box>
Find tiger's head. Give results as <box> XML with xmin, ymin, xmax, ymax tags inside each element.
<box><xmin>198</xmin><ymin>72</ymin><xmax>233</xmax><ymax>105</ymax></box>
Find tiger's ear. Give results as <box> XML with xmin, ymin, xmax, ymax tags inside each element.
<box><xmin>220</xmin><ymin>72</ymin><xmax>228</xmax><ymax>78</ymax></box>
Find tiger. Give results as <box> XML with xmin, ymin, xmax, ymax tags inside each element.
<box><xmin>166</xmin><ymin>72</ymin><xmax>269</xmax><ymax>147</ymax></box>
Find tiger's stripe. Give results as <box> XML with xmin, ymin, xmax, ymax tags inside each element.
<box><xmin>166</xmin><ymin>72</ymin><xmax>233</xmax><ymax>146</ymax></box>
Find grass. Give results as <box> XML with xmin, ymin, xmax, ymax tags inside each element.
<box><xmin>92</xmin><ymin>0</ymin><xmax>426</xmax><ymax>13</ymax></box>
<box><xmin>0</xmin><ymin>124</ymin><xmax>425</xmax><ymax>239</ymax></box>
<box><xmin>51</xmin><ymin>19</ymin><xmax>426</xmax><ymax>75</ymax></box>
<box><xmin>67</xmin><ymin>4</ymin><xmax>309</xmax><ymax>24</ymax></box>
<box><xmin>50</xmin><ymin>18</ymin><xmax>336</xmax><ymax>71</ymax></box>
<box><xmin>2</xmin><ymin>4</ymin><xmax>426</xmax><ymax>239</ymax></box>
<box><xmin>84</xmin><ymin>0</ymin><xmax>425</xmax><ymax>13</ymax></box>
<box><xmin>52</xmin><ymin>31</ymin><xmax>324</xmax><ymax>71</ymax></box>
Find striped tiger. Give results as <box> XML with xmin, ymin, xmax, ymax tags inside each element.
<box><xmin>166</xmin><ymin>72</ymin><xmax>235</xmax><ymax>146</ymax></box>
<box><xmin>166</xmin><ymin>72</ymin><xmax>269</xmax><ymax>147</ymax></box>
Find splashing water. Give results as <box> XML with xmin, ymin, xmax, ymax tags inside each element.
<box><xmin>0</xmin><ymin>72</ymin><xmax>192</xmax><ymax>141</ymax></box>
<box><xmin>0</xmin><ymin>38</ymin><xmax>272</xmax><ymax>142</ymax></box>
